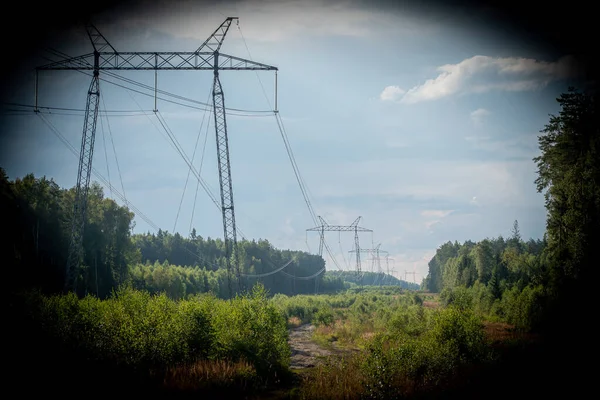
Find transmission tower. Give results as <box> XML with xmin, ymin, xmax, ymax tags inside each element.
<box><xmin>352</xmin><ymin>243</ymin><xmax>388</xmax><ymax>285</ymax></box>
<box><xmin>404</xmin><ymin>270</ymin><xmax>418</xmax><ymax>289</ymax></box>
<box><xmin>369</xmin><ymin>256</ymin><xmax>396</xmax><ymax>286</ymax></box>
<box><xmin>36</xmin><ymin>18</ymin><xmax>277</xmax><ymax>293</ymax></box>
<box><xmin>306</xmin><ymin>216</ymin><xmax>372</xmax><ymax>278</ymax></box>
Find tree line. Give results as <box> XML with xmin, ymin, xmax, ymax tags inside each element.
<box><xmin>1</xmin><ymin>169</ymin><xmax>410</xmax><ymax>299</ymax></box>
<box><xmin>422</xmin><ymin>87</ymin><xmax>599</xmax><ymax>334</ymax></box>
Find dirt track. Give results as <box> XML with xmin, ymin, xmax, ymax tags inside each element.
<box><xmin>289</xmin><ymin>324</ymin><xmax>333</xmax><ymax>369</ymax></box>
<box><xmin>289</xmin><ymin>324</ymin><xmax>362</xmax><ymax>370</ymax></box>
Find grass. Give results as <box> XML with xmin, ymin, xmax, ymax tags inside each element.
<box><xmin>163</xmin><ymin>359</ymin><xmax>259</xmax><ymax>393</ymax></box>
<box><xmin>297</xmin><ymin>356</ymin><xmax>366</xmax><ymax>400</ymax></box>
<box><xmin>287</xmin><ymin>316</ymin><xmax>302</xmax><ymax>328</ymax></box>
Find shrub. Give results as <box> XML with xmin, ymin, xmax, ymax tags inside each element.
<box><xmin>314</xmin><ymin>307</ymin><xmax>335</xmax><ymax>327</ymax></box>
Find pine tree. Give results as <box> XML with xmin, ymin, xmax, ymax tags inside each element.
<box><xmin>534</xmin><ymin>87</ymin><xmax>599</xmax><ymax>285</ymax></box>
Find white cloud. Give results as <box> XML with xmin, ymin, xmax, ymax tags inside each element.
<box><xmin>470</xmin><ymin>108</ymin><xmax>490</xmax><ymax>126</ymax></box>
<box><xmin>380</xmin><ymin>85</ymin><xmax>406</xmax><ymax>101</ymax></box>
<box><xmin>384</xmin><ymin>55</ymin><xmax>581</xmax><ymax>104</ymax></box>
<box><xmin>421</xmin><ymin>209</ymin><xmax>454</xmax><ymax>218</ymax></box>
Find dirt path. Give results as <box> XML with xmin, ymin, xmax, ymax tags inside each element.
<box><xmin>288</xmin><ymin>324</ymin><xmax>333</xmax><ymax>369</ymax></box>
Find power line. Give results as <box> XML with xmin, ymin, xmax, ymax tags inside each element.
<box><xmin>273</xmin><ymin>111</ymin><xmax>342</xmax><ymax>270</ymax></box>
<box><xmin>154</xmin><ymin>110</ymin><xmax>251</xmax><ymax>241</ymax></box>
<box><xmin>36</xmin><ymin>29</ymin><xmax>303</xmax><ymax>289</ymax></box>
<box><xmin>37</xmin><ymin>110</ymin><xmax>295</xmax><ymax>277</ymax></box>
<box><xmin>100</xmin><ymin>84</ymin><xmax>128</xmax><ymax>208</ymax></box>
<box><xmin>2</xmin><ymin>102</ymin><xmax>154</xmax><ymax>114</ymax></box>
<box><xmin>241</xmin><ymin>259</ymin><xmax>294</xmax><ymax>278</ymax></box>
<box><xmin>281</xmin><ymin>267</ymin><xmax>326</xmax><ymax>280</ymax></box>
<box><xmin>98</xmin><ymin>101</ymin><xmax>112</xmax><ymax>197</ymax></box>
<box><xmin>39</xmin><ymin>43</ymin><xmax>301</xmax><ymax>260</ymax></box>
<box><xmin>189</xmin><ymin>104</ymin><xmax>212</xmax><ymax>235</ymax></box>
<box><xmin>38</xmin><ymin>38</ymin><xmax>331</xmax><ymax>285</ymax></box>
<box><xmin>174</xmin><ymin>89</ymin><xmax>212</xmax><ymax>233</ymax></box>
<box><xmin>37</xmin><ymin>112</ymin><xmax>160</xmax><ymax>231</ymax></box>
<box><xmin>235</xmin><ymin>22</ymin><xmax>341</xmax><ymax>273</ymax></box>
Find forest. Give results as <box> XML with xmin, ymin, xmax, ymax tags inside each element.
<box><xmin>4</xmin><ymin>87</ymin><xmax>598</xmax><ymax>398</ymax></box>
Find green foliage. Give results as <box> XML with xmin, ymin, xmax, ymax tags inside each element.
<box><xmin>533</xmin><ymin>87</ymin><xmax>599</xmax><ymax>313</ymax></box>
<box><xmin>314</xmin><ymin>307</ymin><xmax>335</xmax><ymax>327</ymax></box>
<box><xmin>440</xmin><ymin>286</ymin><xmax>473</xmax><ymax>310</ymax></box>
<box><xmin>500</xmin><ymin>284</ymin><xmax>548</xmax><ymax>331</ymax></box>
<box><xmin>327</xmin><ymin>270</ymin><xmax>419</xmax><ymax>290</ymax></box>
<box><xmin>133</xmin><ymin>232</ymin><xmax>331</xmax><ymax>297</ymax></box>
<box><xmin>20</xmin><ymin>283</ymin><xmax>289</xmax><ymax>380</ymax></box>
<box><xmin>421</xmin><ymin>87</ymin><xmax>598</xmax><ymax>335</ymax></box>
<box><xmin>387</xmin><ymin>304</ymin><xmax>429</xmax><ymax>338</ymax></box>
<box><xmin>429</xmin><ymin>306</ymin><xmax>487</xmax><ymax>362</ymax></box>
<box><xmin>2</xmin><ymin>172</ymin><xmax>136</xmax><ymax>297</ymax></box>
<box><xmin>358</xmin><ymin>305</ymin><xmax>489</xmax><ymax>399</ymax></box>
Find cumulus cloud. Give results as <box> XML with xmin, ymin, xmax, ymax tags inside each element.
<box><xmin>380</xmin><ymin>85</ymin><xmax>405</xmax><ymax>101</ymax></box>
<box><xmin>381</xmin><ymin>55</ymin><xmax>581</xmax><ymax>104</ymax></box>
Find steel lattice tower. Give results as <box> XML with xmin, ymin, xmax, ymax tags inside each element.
<box><xmin>37</xmin><ymin>18</ymin><xmax>277</xmax><ymax>294</ymax></box>
<box><xmin>307</xmin><ymin>216</ymin><xmax>372</xmax><ymax>281</ymax></box>
<box><xmin>350</xmin><ymin>243</ymin><xmax>388</xmax><ymax>285</ymax></box>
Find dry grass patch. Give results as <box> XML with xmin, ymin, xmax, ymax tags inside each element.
<box><xmin>423</xmin><ymin>301</ymin><xmax>440</xmax><ymax>309</ymax></box>
<box><xmin>288</xmin><ymin>316</ymin><xmax>302</xmax><ymax>328</ymax></box>
<box><xmin>483</xmin><ymin>321</ymin><xmax>540</xmax><ymax>345</ymax></box>
<box><xmin>361</xmin><ymin>331</ymin><xmax>376</xmax><ymax>341</ymax></box>
<box><xmin>163</xmin><ymin>359</ymin><xmax>257</xmax><ymax>392</ymax></box>
<box><xmin>299</xmin><ymin>355</ymin><xmax>365</xmax><ymax>400</ymax></box>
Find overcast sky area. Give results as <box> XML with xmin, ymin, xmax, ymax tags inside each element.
<box><xmin>0</xmin><ymin>0</ymin><xmax>592</xmax><ymax>283</ymax></box>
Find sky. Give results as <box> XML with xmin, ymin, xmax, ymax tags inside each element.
<box><xmin>0</xmin><ymin>0</ymin><xmax>589</xmax><ymax>284</ymax></box>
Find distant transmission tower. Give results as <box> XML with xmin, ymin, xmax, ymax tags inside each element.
<box><xmin>36</xmin><ymin>18</ymin><xmax>277</xmax><ymax>294</ymax></box>
<box><xmin>404</xmin><ymin>270</ymin><xmax>418</xmax><ymax>289</ymax></box>
<box><xmin>307</xmin><ymin>216</ymin><xmax>372</xmax><ymax>279</ymax></box>
<box><xmin>350</xmin><ymin>243</ymin><xmax>388</xmax><ymax>285</ymax></box>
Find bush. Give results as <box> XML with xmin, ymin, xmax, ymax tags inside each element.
<box><xmin>314</xmin><ymin>307</ymin><xmax>335</xmax><ymax>327</ymax></box>
<box><xmin>18</xmin><ymin>283</ymin><xmax>290</xmax><ymax>382</ymax></box>
<box><xmin>429</xmin><ymin>306</ymin><xmax>487</xmax><ymax>362</ymax></box>
<box><xmin>440</xmin><ymin>286</ymin><xmax>473</xmax><ymax>310</ymax></box>
<box><xmin>212</xmin><ymin>283</ymin><xmax>290</xmax><ymax>376</ymax></box>
<box><xmin>501</xmin><ymin>284</ymin><xmax>547</xmax><ymax>331</ymax></box>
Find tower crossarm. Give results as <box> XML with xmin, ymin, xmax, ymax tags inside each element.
<box><xmin>348</xmin><ymin>249</ymin><xmax>388</xmax><ymax>254</ymax></box>
<box><xmin>306</xmin><ymin>226</ymin><xmax>372</xmax><ymax>232</ymax></box>
<box><xmin>306</xmin><ymin>215</ymin><xmax>372</xmax><ymax>233</ymax></box>
<box><xmin>36</xmin><ymin>52</ymin><xmax>278</xmax><ymax>71</ymax></box>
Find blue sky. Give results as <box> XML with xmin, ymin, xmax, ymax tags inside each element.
<box><xmin>0</xmin><ymin>0</ymin><xmax>585</xmax><ymax>283</ymax></box>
